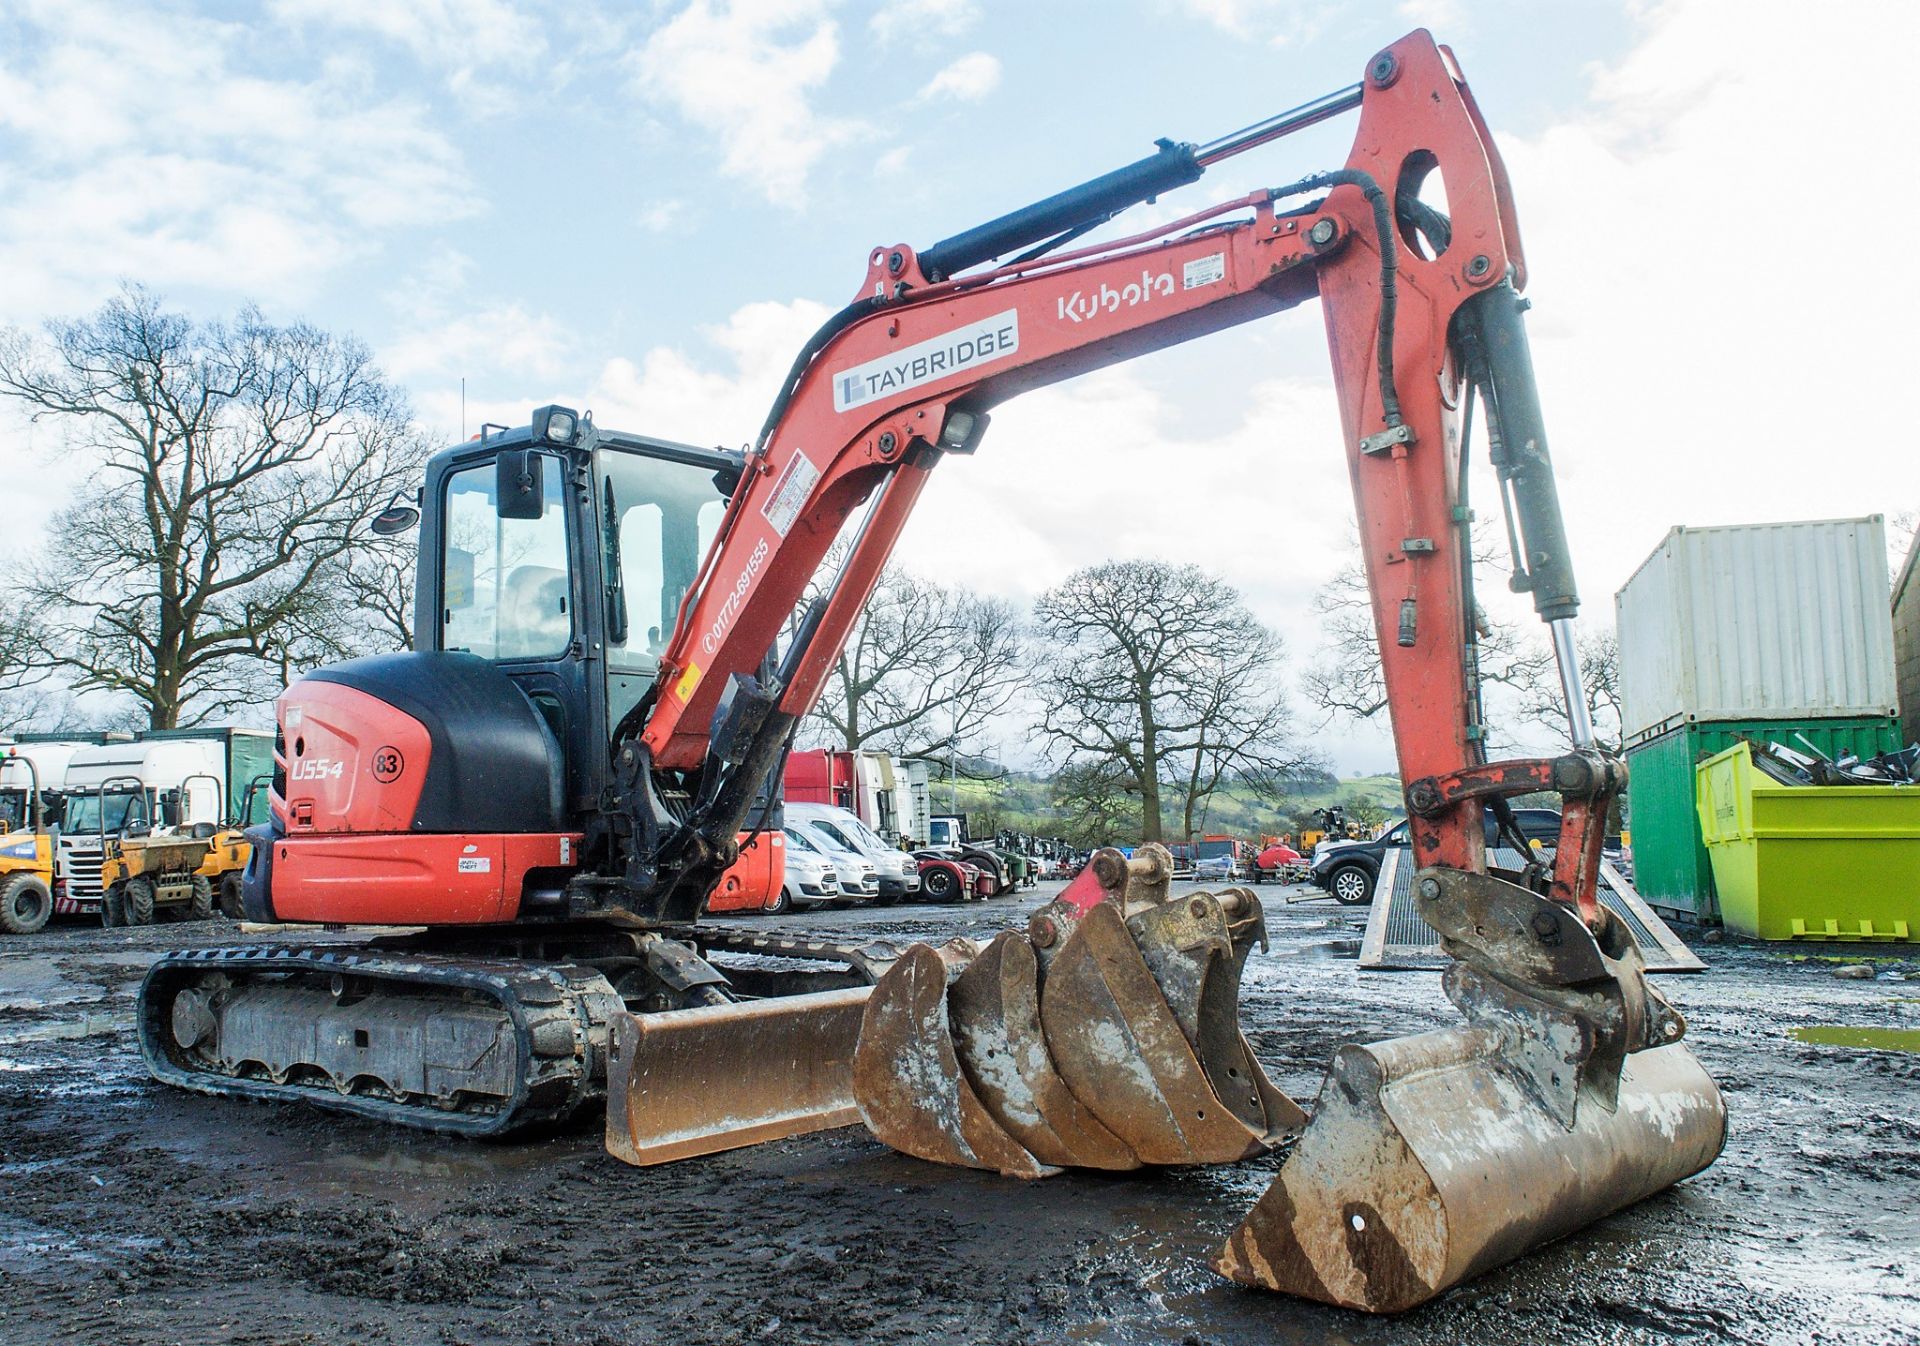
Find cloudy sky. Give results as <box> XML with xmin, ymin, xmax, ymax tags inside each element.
<box><xmin>1</xmin><ymin>0</ymin><xmax>1914</xmax><ymax>770</ymax></box>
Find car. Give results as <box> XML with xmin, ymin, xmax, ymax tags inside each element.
<box><xmin>786</xmin><ymin>802</ymin><xmax>919</xmax><ymax>904</ymax></box>
<box><xmin>799</xmin><ymin>823</ymin><xmax>880</xmax><ymax>906</ymax></box>
<box><xmin>1308</xmin><ymin>808</ymin><xmax>1564</xmax><ymax>906</ymax></box>
<box><xmin>775</xmin><ymin>826</ymin><xmax>840</xmax><ymax>911</ymax></box>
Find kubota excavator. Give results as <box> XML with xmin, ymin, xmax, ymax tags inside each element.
<box><xmin>137</xmin><ymin>30</ymin><xmax>1726</xmax><ymax>1314</ymax></box>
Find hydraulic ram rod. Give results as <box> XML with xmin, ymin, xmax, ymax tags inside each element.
<box><xmin>916</xmin><ymin>82</ymin><xmax>1364</xmax><ymax>280</ymax></box>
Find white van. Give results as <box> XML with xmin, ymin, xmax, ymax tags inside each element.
<box><xmin>777</xmin><ymin>826</ymin><xmax>841</xmax><ymax>911</ymax></box>
<box><xmin>787</xmin><ymin>802</ymin><xmax>916</xmax><ymax>905</ymax></box>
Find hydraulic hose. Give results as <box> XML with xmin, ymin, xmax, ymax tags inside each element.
<box><xmin>1271</xmin><ymin>169</ymin><xmax>1404</xmax><ymax>428</ymax></box>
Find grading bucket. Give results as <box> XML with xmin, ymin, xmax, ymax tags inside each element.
<box><xmin>1696</xmin><ymin>741</ymin><xmax>1920</xmax><ymax>940</ymax></box>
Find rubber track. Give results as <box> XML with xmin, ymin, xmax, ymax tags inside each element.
<box><xmin>138</xmin><ymin>945</ymin><xmax>622</xmax><ymax>1138</ymax></box>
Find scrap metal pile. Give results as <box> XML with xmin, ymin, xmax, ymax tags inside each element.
<box><xmin>1751</xmin><ymin>739</ymin><xmax>1920</xmax><ymax>787</ymax></box>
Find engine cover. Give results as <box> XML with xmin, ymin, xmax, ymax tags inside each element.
<box><xmin>284</xmin><ymin>652</ymin><xmax>565</xmax><ymax>836</ymax></box>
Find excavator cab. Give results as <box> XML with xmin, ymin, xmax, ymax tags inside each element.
<box><xmin>419</xmin><ymin>413</ymin><xmax>738</xmax><ymax>826</ymax></box>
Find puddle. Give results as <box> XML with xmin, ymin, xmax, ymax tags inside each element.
<box><xmin>1788</xmin><ymin>1026</ymin><xmax>1920</xmax><ymax>1053</ymax></box>
<box><xmin>0</xmin><ymin>1013</ymin><xmax>134</xmax><ymax>1046</ymax></box>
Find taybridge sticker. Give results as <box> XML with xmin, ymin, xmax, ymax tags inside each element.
<box><xmin>832</xmin><ymin>311</ymin><xmax>1018</xmax><ymax>412</ymax></box>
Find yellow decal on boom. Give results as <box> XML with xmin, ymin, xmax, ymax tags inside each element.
<box><xmin>675</xmin><ymin>662</ymin><xmax>703</xmax><ymax>702</ymax></box>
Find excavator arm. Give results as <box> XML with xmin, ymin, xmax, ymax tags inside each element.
<box><xmin>627</xmin><ymin>30</ymin><xmax>1582</xmax><ymax>920</ymax></box>
<box><xmin>606</xmin><ymin>29</ymin><xmax>1725</xmax><ymax>1314</ymax></box>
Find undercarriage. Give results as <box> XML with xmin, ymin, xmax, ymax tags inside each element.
<box><xmin>138</xmin><ymin>924</ymin><xmax>891</xmax><ymax>1137</ymax></box>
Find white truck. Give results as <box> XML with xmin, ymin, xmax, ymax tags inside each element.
<box><xmin>56</xmin><ymin>728</ymin><xmax>273</xmax><ymax>918</ymax></box>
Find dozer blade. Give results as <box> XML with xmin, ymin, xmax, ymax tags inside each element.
<box><xmin>606</xmin><ymin>986</ymin><xmax>872</xmax><ymax>1166</ymax></box>
<box><xmin>1216</xmin><ymin>865</ymin><xmax>1728</xmax><ymax>1312</ymax></box>
<box><xmin>851</xmin><ymin>844</ymin><xmax>1304</xmax><ymax>1175</ymax></box>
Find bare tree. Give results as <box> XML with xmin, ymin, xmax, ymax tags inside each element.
<box><xmin>1302</xmin><ymin>534</ymin><xmax>1550</xmax><ymax>734</ymax></box>
<box><xmin>0</xmin><ymin>288</ymin><xmax>428</xmax><ymax>728</ymax></box>
<box><xmin>802</xmin><ymin>544</ymin><xmax>1023</xmax><ymax>759</ymax></box>
<box><xmin>1032</xmin><ymin>560</ymin><xmax>1308</xmax><ymax>843</ymax></box>
<box><xmin>0</xmin><ymin>600</ymin><xmax>43</xmax><ymax>733</ymax></box>
<box><xmin>1512</xmin><ymin>625</ymin><xmax>1625</xmax><ymax>755</ymax></box>
<box><xmin>1049</xmin><ymin>758</ymin><xmax>1142</xmax><ymax>848</ymax></box>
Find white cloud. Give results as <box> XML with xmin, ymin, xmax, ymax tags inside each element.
<box><xmin>637</xmin><ymin>200</ymin><xmax>688</xmax><ymax>232</ymax></box>
<box><xmin>870</xmin><ymin>0</ymin><xmax>980</xmax><ymax>46</ymax></box>
<box><xmin>1492</xmin><ymin>0</ymin><xmax>1920</xmax><ymax>619</ymax></box>
<box><xmin>1169</xmin><ymin>0</ymin><xmax>1323</xmax><ymax>45</ymax></box>
<box><xmin>918</xmin><ymin>52</ymin><xmax>1001</xmax><ymax>103</ymax></box>
<box><xmin>0</xmin><ymin>0</ymin><xmax>475</xmax><ymax>320</ymax></box>
<box><xmin>630</xmin><ymin>0</ymin><xmax>865</xmax><ymax>207</ymax></box>
<box><xmin>268</xmin><ymin>0</ymin><xmax>546</xmax><ymax>102</ymax></box>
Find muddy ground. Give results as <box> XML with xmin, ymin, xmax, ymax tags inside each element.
<box><xmin>1</xmin><ymin>884</ymin><xmax>1916</xmax><ymax>1346</ymax></box>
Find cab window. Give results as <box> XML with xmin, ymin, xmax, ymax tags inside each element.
<box><xmin>442</xmin><ymin>454</ymin><xmax>571</xmax><ymax>660</ymax></box>
<box><xmin>601</xmin><ymin>451</ymin><xmax>727</xmax><ymax>669</ymax></box>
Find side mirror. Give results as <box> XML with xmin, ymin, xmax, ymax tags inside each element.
<box><xmin>496</xmin><ymin>449</ymin><xmax>545</xmax><ymax>520</ymax></box>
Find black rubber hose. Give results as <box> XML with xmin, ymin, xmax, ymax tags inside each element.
<box><xmin>1271</xmin><ymin>168</ymin><xmax>1403</xmax><ymax>428</ymax></box>
<box><xmin>753</xmin><ymin>295</ymin><xmax>888</xmax><ymax>452</ymax></box>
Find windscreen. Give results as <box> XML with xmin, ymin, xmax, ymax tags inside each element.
<box><xmin>601</xmin><ymin>449</ymin><xmax>728</xmax><ymax>667</ymax></box>
<box><xmin>65</xmin><ymin>791</ymin><xmax>150</xmax><ymax>835</ymax></box>
<box><xmin>1196</xmin><ymin>840</ymin><xmax>1236</xmax><ymax>860</ymax></box>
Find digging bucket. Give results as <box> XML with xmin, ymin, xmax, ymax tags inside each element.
<box><xmin>1216</xmin><ymin>865</ymin><xmax>1729</xmax><ymax>1312</ymax></box>
<box><xmin>606</xmin><ymin>986</ymin><xmax>872</xmax><ymax>1166</ymax></box>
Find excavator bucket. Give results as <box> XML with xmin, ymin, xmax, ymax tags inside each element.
<box><xmin>606</xmin><ymin>986</ymin><xmax>871</xmax><ymax>1166</ymax></box>
<box><xmin>852</xmin><ymin>845</ymin><xmax>1305</xmax><ymax>1176</ymax></box>
<box><xmin>853</xmin><ymin>846</ymin><xmax>1724</xmax><ymax>1314</ymax></box>
<box><xmin>1215</xmin><ymin>1029</ymin><xmax>1725</xmax><ymax>1312</ymax></box>
<box><xmin>1216</xmin><ymin>866</ymin><xmax>1728</xmax><ymax>1312</ymax></box>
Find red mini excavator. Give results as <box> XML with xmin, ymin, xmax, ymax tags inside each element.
<box><xmin>138</xmin><ymin>30</ymin><xmax>1725</xmax><ymax>1313</ymax></box>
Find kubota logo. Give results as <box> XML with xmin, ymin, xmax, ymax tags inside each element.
<box><xmin>703</xmin><ymin>536</ymin><xmax>770</xmax><ymax>655</ymax></box>
<box><xmin>1057</xmin><ymin>269</ymin><xmax>1176</xmax><ymax>324</ymax></box>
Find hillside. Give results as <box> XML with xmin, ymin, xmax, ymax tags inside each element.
<box><xmin>935</xmin><ymin>769</ymin><xmax>1406</xmax><ymax>844</ymax></box>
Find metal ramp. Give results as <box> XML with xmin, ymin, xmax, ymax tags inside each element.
<box><xmin>1359</xmin><ymin>847</ymin><xmax>1704</xmax><ymax>973</ymax></box>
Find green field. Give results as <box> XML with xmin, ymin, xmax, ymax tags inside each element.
<box><xmin>933</xmin><ymin>769</ymin><xmax>1406</xmax><ymax>845</ymax></box>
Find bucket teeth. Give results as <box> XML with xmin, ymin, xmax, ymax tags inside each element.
<box><xmin>852</xmin><ymin>855</ymin><xmax>1301</xmax><ymax>1176</ymax></box>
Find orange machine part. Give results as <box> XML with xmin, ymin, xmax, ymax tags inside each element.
<box><xmin>280</xmin><ymin>680</ymin><xmax>433</xmax><ymax>836</ymax></box>
<box><xmin>707</xmin><ymin>830</ymin><xmax>784</xmax><ymax>913</ymax></box>
<box><xmin>272</xmin><ymin>831</ymin><xmax>583</xmax><ymax>925</ymax></box>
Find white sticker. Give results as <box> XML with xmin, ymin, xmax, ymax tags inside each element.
<box><xmin>831</xmin><ymin>310</ymin><xmax>1019</xmax><ymax>413</ymax></box>
<box><xmin>284</xmin><ymin>706</ymin><xmax>303</xmax><ymax>729</ymax></box>
<box><xmin>457</xmin><ymin>856</ymin><xmax>491</xmax><ymax>873</ymax></box>
<box><xmin>762</xmin><ymin>451</ymin><xmax>820</xmax><ymax>539</ymax></box>
<box><xmin>559</xmin><ymin>836</ymin><xmax>573</xmax><ymax>865</ymax></box>
<box><xmin>1182</xmin><ymin>252</ymin><xmax>1226</xmax><ymax>290</ymax></box>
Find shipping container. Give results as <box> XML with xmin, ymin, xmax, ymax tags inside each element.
<box><xmin>1616</xmin><ymin>517</ymin><xmax>1897</xmax><ymax>745</ymax></box>
<box><xmin>1894</xmin><ymin>540</ymin><xmax>1920</xmax><ymax>748</ymax></box>
<box><xmin>1623</xmin><ymin>714</ymin><xmax>1902</xmax><ymax>922</ymax></box>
